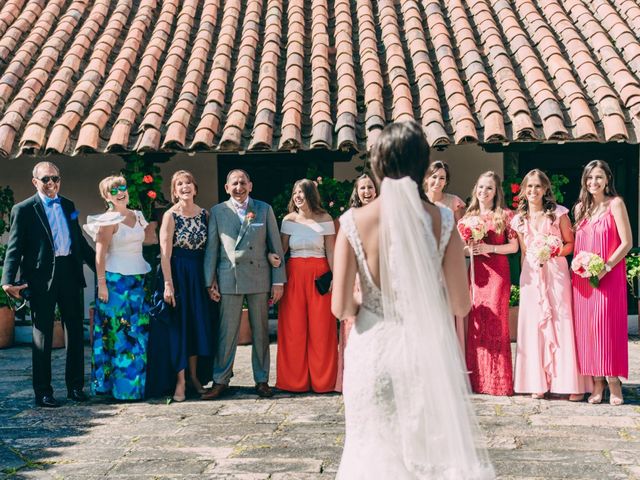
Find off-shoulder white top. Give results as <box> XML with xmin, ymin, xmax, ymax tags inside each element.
<box><xmin>83</xmin><ymin>210</ymin><xmax>151</xmax><ymax>275</ymax></box>
<box><xmin>281</xmin><ymin>220</ymin><xmax>335</xmax><ymax>258</ymax></box>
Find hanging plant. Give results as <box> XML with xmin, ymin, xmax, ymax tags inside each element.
<box><xmin>120</xmin><ymin>153</ymin><xmax>167</xmax><ymax>221</ymax></box>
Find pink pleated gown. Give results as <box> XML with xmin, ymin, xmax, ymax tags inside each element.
<box><xmin>512</xmin><ymin>206</ymin><xmax>590</xmax><ymax>394</ymax></box>
<box><xmin>572</xmin><ymin>204</ymin><xmax>628</xmax><ymax>378</ymax></box>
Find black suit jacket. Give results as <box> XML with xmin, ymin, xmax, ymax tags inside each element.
<box><xmin>0</xmin><ymin>193</ymin><xmax>95</xmax><ymax>291</ymax></box>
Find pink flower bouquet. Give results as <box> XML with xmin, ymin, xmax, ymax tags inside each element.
<box><xmin>527</xmin><ymin>234</ymin><xmax>563</xmax><ymax>267</ymax></box>
<box><xmin>457</xmin><ymin>216</ymin><xmax>487</xmax><ymax>243</ymax></box>
<box><xmin>571</xmin><ymin>251</ymin><xmax>606</xmax><ymax>287</ymax></box>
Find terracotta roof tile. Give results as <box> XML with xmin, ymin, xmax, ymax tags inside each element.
<box><xmin>1</xmin><ymin>0</ymin><xmax>640</xmax><ymax>156</ymax></box>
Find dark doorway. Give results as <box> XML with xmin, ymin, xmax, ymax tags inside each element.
<box><xmin>217</xmin><ymin>150</ymin><xmax>354</xmax><ymax>206</ymax></box>
<box><xmin>517</xmin><ymin>143</ymin><xmax>639</xmax><ymax>244</ymax></box>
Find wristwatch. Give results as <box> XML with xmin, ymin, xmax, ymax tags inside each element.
<box><xmin>604</xmin><ymin>263</ymin><xmax>612</xmax><ymax>272</ymax></box>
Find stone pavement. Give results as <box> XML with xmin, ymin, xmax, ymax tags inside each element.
<box><xmin>0</xmin><ymin>339</ymin><xmax>639</xmax><ymax>480</ymax></box>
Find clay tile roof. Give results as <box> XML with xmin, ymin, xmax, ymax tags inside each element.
<box><xmin>1</xmin><ymin>0</ymin><xmax>640</xmax><ymax>157</ymax></box>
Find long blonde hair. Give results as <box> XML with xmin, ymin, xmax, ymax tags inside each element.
<box><xmin>463</xmin><ymin>171</ymin><xmax>508</xmax><ymax>233</ymax></box>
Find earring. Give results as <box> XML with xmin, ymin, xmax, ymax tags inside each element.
<box><xmin>604</xmin><ymin>185</ymin><xmax>610</xmax><ymax>195</ymax></box>
<box><xmin>107</xmin><ymin>201</ymin><xmax>114</xmax><ymax>209</ymax></box>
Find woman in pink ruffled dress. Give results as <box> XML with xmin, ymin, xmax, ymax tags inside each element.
<box><xmin>426</xmin><ymin>160</ymin><xmax>467</xmax><ymax>355</ymax></box>
<box><xmin>335</xmin><ymin>174</ymin><xmax>377</xmax><ymax>392</ymax></box>
<box><xmin>572</xmin><ymin>160</ymin><xmax>632</xmax><ymax>406</ymax></box>
<box><xmin>511</xmin><ymin>169</ymin><xmax>589</xmax><ymax>400</ymax></box>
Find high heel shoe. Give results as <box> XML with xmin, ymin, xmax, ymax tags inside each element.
<box><xmin>531</xmin><ymin>393</ymin><xmax>546</xmax><ymax>399</ymax></box>
<box><xmin>607</xmin><ymin>377</ymin><xmax>624</xmax><ymax>406</ymax></box>
<box><xmin>587</xmin><ymin>377</ymin><xmax>605</xmax><ymax>404</ymax></box>
<box><xmin>568</xmin><ymin>393</ymin><xmax>584</xmax><ymax>402</ymax></box>
<box><xmin>172</xmin><ymin>394</ymin><xmax>186</xmax><ymax>403</ymax></box>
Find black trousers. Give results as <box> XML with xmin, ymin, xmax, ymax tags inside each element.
<box><xmin>30</xmin><ymin>256</ymin><xmax>85</xmax><ymax>399</ymax></box>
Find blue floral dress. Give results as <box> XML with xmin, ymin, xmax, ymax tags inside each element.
<box><xmin>90</xmin><ymin>211</ymin><xmax>151</xmax><ymax>400</ymax></box>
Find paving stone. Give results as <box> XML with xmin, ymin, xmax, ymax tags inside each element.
<box><xmin>0</xmin><ymin>340</ymin><xmax>638</xmax><ymax>478</ymax></box>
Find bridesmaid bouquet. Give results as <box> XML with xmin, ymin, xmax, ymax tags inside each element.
<box><xmin>457</xmin><ymin>216</ymin><xmax>487</xmax><ymax>242</ymax></box>
<box><xmin>527</xmin><ymin>234</ymin><xmax>563</xmax><ymax>267</ymax></box>
<box><xmin>571</xmin><ymin>251</ymin><xmax>606</xmax><ymax>287</ymax></box>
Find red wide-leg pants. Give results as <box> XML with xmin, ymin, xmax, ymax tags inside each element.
<box><xmin>276</xmin><ymin>257</ymin><xmax>338</xmax><ymax>392</ymax></box>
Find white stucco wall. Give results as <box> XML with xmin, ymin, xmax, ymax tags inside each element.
<box><xmin>333</xmin><ymin>144</ymin><xmax>504</xmax><ymax>201</ymax></box>
<box><xmin>0</xmin><ymin>153</ymin><xmax>220</xmax><ymax>319</ymax></box>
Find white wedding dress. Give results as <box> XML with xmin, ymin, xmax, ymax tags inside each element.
<box><xmin>337</xmin><ymin>178</ymin><xmax>495</xmax><ymax>479</ymax></box>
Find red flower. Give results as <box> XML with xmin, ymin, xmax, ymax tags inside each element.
<box><xmin>511</xmin><ymin>201</ymin><xmax>518</xmax><ymax>208</ymax></box>
<box><xmin>510</xmin><ymin>183</ymin><xmax>520</xmax><ymax>194</ymax></box>
<box><xmin>147</xmin><ymin>190</ymin><xmax>157</xmax><ymax>199</ymax></box>
<box><xmin>246</xmin><ymin>212</ymin><xmax>256</xmax><ymax>221</ymax></box>
<box><xmin>142</xmin><ymin>175</ymin><xmax>154</xmax><ymax>184</ymax></box>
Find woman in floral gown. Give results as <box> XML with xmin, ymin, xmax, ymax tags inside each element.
<box><xmin>458</xmin><ymin>171</ymin><xmax>518</xmax><ymax>396</ymax></box>
<box><xmin>84</xmin><ymin>175</ymin><xmax>152</xmax><ymax>400</ymax></box>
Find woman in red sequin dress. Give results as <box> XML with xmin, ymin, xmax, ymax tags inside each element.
<box><xmin>458</xmin><ymin>171</ymin><xmax>518</xmax><ymax>396</ymax></box>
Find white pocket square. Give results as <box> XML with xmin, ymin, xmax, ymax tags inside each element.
<box><xmin>250</xmin><ymin>222</ymin><xmax>264</xmax><ymax>227</ymax></box>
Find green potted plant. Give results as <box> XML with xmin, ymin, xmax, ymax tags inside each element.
<box><xmin>625</xmin><ymin>248</ymin><xmax>640</xmax><ymax>335</ymax></box>
<box><xmin>508</xmin><ymin>284</ymin><xmax>519</xmax><ymax>342</ymax></box>
<box><xmin>0</xmin><ymin>185</ymin><xmax>15</xmax><ymax>348</ymax></box>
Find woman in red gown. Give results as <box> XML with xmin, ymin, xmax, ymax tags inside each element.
<box><xmin>458</xmin><ymin>171</ymin><xmax>518</xmax><ymax>396</ymax></box>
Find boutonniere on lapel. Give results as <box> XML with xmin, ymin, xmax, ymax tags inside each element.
<box><xmin>245</xmin><ymin>211</ymin><xmax>256</xmax><ymax>223</ymax></box>
<box><xmin>70</xmin><ymin>210</ymin><xmax>80</xmax><ymax>221</ymax></box>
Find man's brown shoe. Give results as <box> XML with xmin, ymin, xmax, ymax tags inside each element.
<box><xmin>201</xmin><ymin>383</ymin><xmax>227</xmax><ymax>400</ymax></box>
<box><xmin>255</xmin><ymin>382</ymin><xmax>274</xmax><ymax>398</ymax></box>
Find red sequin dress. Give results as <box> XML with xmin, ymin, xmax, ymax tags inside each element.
<box><xmin>461</xmin><ymin>212</ymin><xmax>515</xmax><ymax>396</ymax></box>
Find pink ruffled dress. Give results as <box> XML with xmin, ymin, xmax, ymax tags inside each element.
<box><xmin>511</xmin><ymin>206</ymin><xmax>590</xmax><ymax>394</ymax></box>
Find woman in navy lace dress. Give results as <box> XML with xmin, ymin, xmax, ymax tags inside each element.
<box><xmin>154</xmin><ymin>171</ymin><xmax>216</xmax><ymax>401</ymax></box>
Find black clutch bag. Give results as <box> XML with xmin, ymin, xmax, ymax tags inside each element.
<box><xmin>314</xmin><ymin>270</ymin><xmax>333</xmax><ymax>295</ymax></box>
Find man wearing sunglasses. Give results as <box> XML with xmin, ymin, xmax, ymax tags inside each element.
<box><xmin>1</xmin><ymin>161</ymin><xmax>95</xmax><ymax>408</ymax></box>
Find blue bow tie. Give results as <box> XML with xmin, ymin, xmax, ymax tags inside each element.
<box><xmin>44</xmin><ymin>197</ymin><xmax>60</xmax><ymax>207</ymax></box>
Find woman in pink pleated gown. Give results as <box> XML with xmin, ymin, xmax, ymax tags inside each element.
<box><xmin>511</xmin><ymin>170</ymin><xmax>589</xmax><ymax>401</ymax></box>
<box><xmin>572</xmin><ymin>160</ymin><xmax>632</xmax><ymax>406</ymax></box>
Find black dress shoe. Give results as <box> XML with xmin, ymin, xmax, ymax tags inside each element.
<box><xmin>35</xmin><ymin>395</ymin><xmax>61</xmax><ymax>408</ymax></box>
<box><xmin>67</xmin><ymin>389</ymin><xmax>89</xmax><ymax>402</ymax></box>
<box><xmin>255</xmin><ymin>382</ymin><xmax>274</xmax><ymax>398</ymax></box>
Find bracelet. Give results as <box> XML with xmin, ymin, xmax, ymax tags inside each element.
<box><xmin>493</xmin><ymin>246</ymin><xmax>497</xmax><ymax>254</ymax></box>
<box><xmin>97</xmin><ymin>275</ymin><xmax>105</xmax><ymax>280</ymax></box>
<box><xmin>604</xmin><ymin>263</ymin><xmax>612</xmax><ymax>273</ymax></box>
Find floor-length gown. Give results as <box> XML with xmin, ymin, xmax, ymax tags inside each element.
<box><xmin>463</xmin><ymin>213</ymin><xmax>514</xmax><ymax>396</ymax></box>
<box><xmin>437</xmin><ymin>194</ymin><xmax>466</xmax><ymax>356</ymax></box>
<box><xmin>146</xmin><ymin>210</ymin><xmax>217</xmax><ymax>398</ymax></box>
<box><xmin>512</xmin><ymin>206</ymin><xmax>589</xmax><ymax>394</ymax></box>
<box><xmin>573</xmin><ymin>204</ymin><xmax>628</xmax><ymax>378</ymax></box>
<box><xmin>87</xmin><ymin>210</ymin><xmax>151</xmax><ymax>400</ymax></box>
<box><xmin>337</xmin><ymin>202</ymin><xmax>494</xmax><ymax>479</ymax></box>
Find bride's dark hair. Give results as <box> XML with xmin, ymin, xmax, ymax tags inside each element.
<box><xmin>370</xmin><ymin>121</ymin><xmax>430</xmax><ymax>201</ymax></box>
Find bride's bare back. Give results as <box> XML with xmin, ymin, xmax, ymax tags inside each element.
<box><xmin>332</xmin><ymin>195</ymin><xmax>470</xmax><ymax>320</ymax></box>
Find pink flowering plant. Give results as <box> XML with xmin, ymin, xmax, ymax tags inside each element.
<box><xmin>527</xmin><ymin>234</ymin><xmax>563</xmax><ymax>267</ymax></box>
<box><xmin>571</xmin><ymin>251</ymin><xmax>606</xmax><ymax>288</ymax></box>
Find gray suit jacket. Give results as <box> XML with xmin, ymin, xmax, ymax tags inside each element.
<box><xmin>204</xmin><ymin>198</ymin><xmax>286</xmax><ymax>294</ymax></box>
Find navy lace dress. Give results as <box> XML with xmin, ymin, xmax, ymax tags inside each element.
<box><xmin>146</xmin><ymin>210</ymin><xmax>216</xmax><ymax>397</ymax></box>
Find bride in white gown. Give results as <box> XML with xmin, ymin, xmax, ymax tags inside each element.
<box><xmin>332</xmin><ymin>121</ymin><xmax>495</xmax><ymax>479</ymax></box>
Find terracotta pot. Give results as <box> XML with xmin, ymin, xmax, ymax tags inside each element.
<box><xmin>238</xmin><ymin>308</ymin><xmax>252</xmax><ymax>345</ymax></box>
<box><xmin>52</xmin><ymin>320</ymin><xmax>65</xmax><ymax>349</ymax></box>
<box><xmin>0</xmin><ymin>306</ymin><xmax>15</xmax><ymax>348</ymax></box>
<box><xmin>508</xmin><ymin>306</ymin><xmax>519</xmax><ymax>342</ymax></box>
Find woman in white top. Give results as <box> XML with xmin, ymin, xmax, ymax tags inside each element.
<box><xmin>83</xmin><ymin>175</ymin><xmax>151</xmax><ymax>400</ymax></box>
<box><xmin>276</xmin><ymin>179</ymin><xmax>338</xmax><ymax>392</ymax></box>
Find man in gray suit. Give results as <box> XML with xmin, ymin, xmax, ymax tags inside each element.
<box><xmin>203</xmin><ymin>169</ymin><xmax>286</xmax><ymax>399</ymax></box>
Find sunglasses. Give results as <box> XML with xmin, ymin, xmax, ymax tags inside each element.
<box><xmin>109</xmin><ymin>185</ymin><xmax>128</xmax><ymax>196</ymax></box>
<box><xmin>38</xmin><ymin>175</ymin><xmax>60</xmax><ymax>184</ymax></box>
